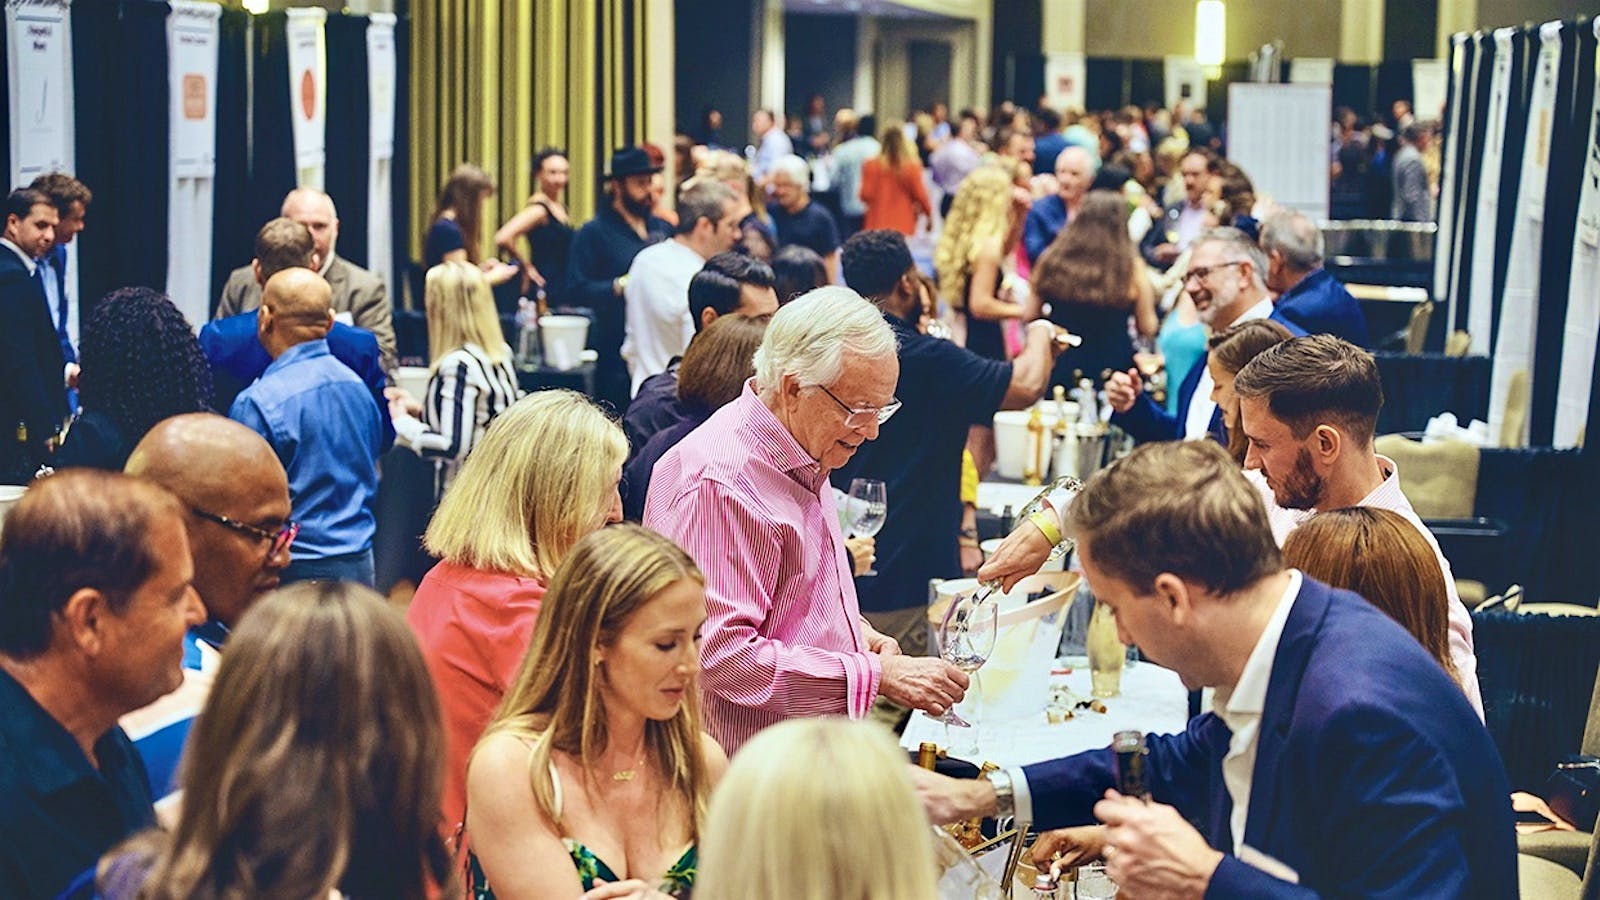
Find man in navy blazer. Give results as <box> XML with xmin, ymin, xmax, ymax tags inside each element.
<box><xmin>919</xmin><ymin>441</ymin><xmax>1517</xmax><ymax>898</ymax></box>
<box><xmin>0</xmin><ymin>190</ymin><xmax>68</xmax><ymax>479</ymax></box>
<box><xmin>1108</xmin><ymin>227</ymin><xmax>1304</xmax><ymax>445</ymax></box>
<box><xmin>1261</xmin><ymin>209</ymin><xmax>1370</xmax><ymax>347</ymax></box>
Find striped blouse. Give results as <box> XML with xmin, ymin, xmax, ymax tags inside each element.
<box><xmin>395</xmin><ymin>342</ymin><xmax>522</xmax><ymax>499</ymax></box>
<box><xmin>643</xmin><ymin>382</ymin><xmax>881</xmax><ymax>752</ymax></box>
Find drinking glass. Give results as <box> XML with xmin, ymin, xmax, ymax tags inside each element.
<box><xmin>846</xmin><ymin>478</ymin><xmax>887</xmax><ymax>576</ymax></box>
<box><xmin>1074</xmin><ymin>863</ymin><xmax>1118</xmax><ymax>899</ymax></box>
<box><xmin>935</xmin><ymin>591</ymin><xmax>998</xmax><ymax>728</ymax></box>
<box><xmin>1086</xmin><ymin>599</ymin><xmax>1125</xmax><ymax>698</ymax></box>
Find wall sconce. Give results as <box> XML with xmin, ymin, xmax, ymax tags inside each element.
<box><xmin>1195</xmin><ymin>0</ymin><xmax>1225</xmax><ymax>78</ymax></box>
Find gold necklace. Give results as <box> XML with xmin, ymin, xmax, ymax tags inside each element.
<box><xmin>611</xmin><ymin>750</ymin><xmax>646</xmax><ymax>782</ymax></box>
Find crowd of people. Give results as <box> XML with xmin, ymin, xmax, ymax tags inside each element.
<box><xmin>0</xmin><ymin>86</ymin><xmax>1512</xmax><ymax>900</ymax></box>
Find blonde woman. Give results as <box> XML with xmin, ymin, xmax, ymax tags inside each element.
<box><xmin>934</xmin><ymin>163</ymin><xmax>1035</xmax><ymax>363</ymax></box>
<box><xmin>466</xmin><ymin>525</ymin><xmax>726</xmax><ymax>899</ymax></box>
<box><xmin>97</xmin><ymin>582</ymin><xmax>454</xmax><ymax>900</ymax></box>
<box><xmin>407</xmin><ymin>390</ymin><xmax>627</xmax><ymax>833</ymax></box>
<box><xmin>390</xmin><ymin>261</ymin><xmax>523</xmax><ymax>500</ymax></box>
<box><xmin>696</xmin><ymin>718</ymin><xmax>938</xmax><ymax>900</ymax></box>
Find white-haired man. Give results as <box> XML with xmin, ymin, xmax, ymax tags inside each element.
<box><xmin>645</xmin><ymin>286</ymin><xmax>967</xmax><ymax>752</ymax></box>
<box><xmin>767</xmin><ymin>154</ymin><xmax>841</xmax><ymax>283</ymax></box>
<box><xmin>216</xmin><ymin>189</ymin><xmax>396</xmax><ymax>376</ymax></box>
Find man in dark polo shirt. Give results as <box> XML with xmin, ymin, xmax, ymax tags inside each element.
<box><xmin>567</xmin><ymin>147</ymin><xmax>674</xmax><ymax>411</ymax></box>
<box><xmin>832</xmin><ymin>230</ymin><xmax>1063</xmax><ymax>667</ymax></box>
<box><xmin>0</xmin><ymin>470</ymin><xmax>206</xmax><ymax>899</ymax></box>
<box><xmin>767</xmin><ymin>154</ymin><xmax>842</xmax><ymax>283</ymax></box>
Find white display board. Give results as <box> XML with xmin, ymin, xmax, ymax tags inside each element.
<box><xmin>366</xmin><ymin>13</ymin><xmax>397</xmax><ymax>294</ymax></box>
<box><xmin>1226</xmin><ymin>83</ymin><xmax>1331</xmax><ymax>221</ymax></box>
<box><xmin>1044</xmin><ymin>52</ymin><xmax>1086</xmax><ymax>113</ymax></box>
<box><xmin>1554</xmin><ymin>17</ymin><xmax>1600</xmax><ymax>448</ymax></box>
<box><xmin>1164</xmin><ymin>57</ymin><xmax>1207</xmax><ymax>112</ymax></box>
<box><xmin>1288</xmin><ymin>58</ymin><xmax>1334</xmax><ymax>85</ymax></box>
<box><xmin>1435</xmin><ymin>34</ymin><xmax>1470</xmax><ymax>313</ymax></box>
<box><xmin>1412</xmin><ymin>58</ymin><xmax>1448</xmax><ymax>121</ymax></box>
<box><xmin>165</xmin><ymin>0</ymin><xmax>220</xmax><ymax>326</ymax></box>
<box><xmin>5</xmin><ymin>0</ymin><xmax>74</xmax><ymax>188</ymax></box>
<box><xmin>1466</xmin><ymin>28</ymin><xmax>1518</xmax><ymax>356</ymax></box>
<box><xmin>285</xmin><ymin>7</ymin><xmax>327</xmax><ymax>189</ymax></box>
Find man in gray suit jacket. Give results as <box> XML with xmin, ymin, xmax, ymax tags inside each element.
<box><xmin>216</xmin><ymin>189</ymin><xmax>396</xmax><ymax>377</ymax></box>
<box><xmin>1391</xmin><ymin>123</ymin><xmax>1434</xmax><ymax>223</ymax></box>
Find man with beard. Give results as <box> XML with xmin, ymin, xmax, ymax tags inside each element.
<box><xmin>1105</xmin><ymin>227</ymin><xmax>1302</xmax><ymax>444</ymax></box>
<box><xmin>1233</xmin><ymin>334</ymin><xmax>1481</xmax><ymax>717</ymax></box>
<box><xmin>568</xmin><ymin>147</ymin><xmax>673</xmax><ymax>411</ymax></box>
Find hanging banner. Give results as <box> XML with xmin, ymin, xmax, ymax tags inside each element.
<box><xmin>366</xmin><ymin>12</ymin><xmax>396</xmax><ymax>294</ymax></box>
<box><xmin>285</xmin><ymin>7</ymin><xmax>328</xmax><ymax>188</ymax></box>
<box><xmin>1466</xmin><ymin>28</ymin><xmax>1516</xmax><ymax>356</ymax></box>
<box><xmin>1487</xmin><ymin>21</ymin><xmax>1560</xmax><ymax>447</ymax></box>
<box><xmin>166</xmin><ymin>0</ymin><xmax>221</xmax><ymax>326</ymax></box>
<box><xmin>1164</xmin><ymin>57</ymin><xmax>1207</xmax><ymax>113</ymax></box>
<box><xmin>1412</xmin><ymin>58</ymin><xmax>1448</xmax><ymax>121</ymax></box>
<box><xmin>6</xmin><ymin>0</ymin><xmax>74</xmax><ymax>188</ymax></box>
<box><xmin>1435</xmin><ymin>34</ymin><xmax>1468</xmax><ymax>315</ymax></box>
<box><xmin>1044</xmin><ymin>52</ymin><xmax>1086</xmax><ymax>113</ymax></box>
<box><xmin>1554</xmin><ymin>17</ymin><xmax>1600</xmax><ymax>447</ymax></box>
<box><xmin>1288</xmin><ymin>58</ymin><xmax>1334</xmax><ymax>85</ymax></box>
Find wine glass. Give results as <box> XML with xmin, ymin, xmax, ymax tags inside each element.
<box><xmin>846</xmin><ymin>478</ymin><xmax>886</xmax><ymax>576</ymax></box>
<box><xmin>935</xmin><ymin>591</ymin><xmax>998</xmax><ymax>728</ymax></box>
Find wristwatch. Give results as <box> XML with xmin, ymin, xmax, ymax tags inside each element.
<box><xmin>984</xmin><ymin>767</ymin><xmax>1015</xmax><ymax>820</ymax></box>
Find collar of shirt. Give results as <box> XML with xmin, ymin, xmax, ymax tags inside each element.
<box><xmin>735</xmin><ymin>379</ymin><xmax>829</xmax><ymax>492</ymax></box>
<box><xmin>0</xmin><ymin>237</ymin><xmax>37</xmax><ymax>275</ymax></box>
<box><xmin>1213</xmin><ymin>569</ymin><xmax>1304</xmax><ymax>718</ymax></box>
<box><xmin>0</xmin><ymin>667</ymin><xmax>124</xmax><ymax>796</ymax></box>
<box><xmin>1236</xmin><ymin>295</ymin><xmax>1276</xmax><ymax>325</ymax></box>
<box><xmin>1355</xmin><ymin>455</ymin><xmax>1404</xmax><ymax>508</ymax></box>
<box><xmin>264</xmin><ymin>337</ymin><xmax>333</xmax><ymax>377</ymax></box>
<box><xmin>318</xmin><ymin>252</ymin><xmax>335</xmax><ymax>278</ymax></box>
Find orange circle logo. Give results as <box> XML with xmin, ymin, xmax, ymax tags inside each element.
<box><xmin>299</xmin><ymin>69</ymin><xmax>316</xmax><ymax>120</ymax></box>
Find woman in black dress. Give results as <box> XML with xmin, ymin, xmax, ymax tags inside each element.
<box><xmin>425</xmin><ymin>164</ymin><xmax>519</xmax><ymax>302</ymax></box>
<box><xmin>1031</xmin><ymin>189</ymin><xmax>1158</xmax><ymax>387</ymax></box>
<box><xmin>494</xmin><ymin>147</ymin><xmax>575</xmax><ymax>309</ymax></box>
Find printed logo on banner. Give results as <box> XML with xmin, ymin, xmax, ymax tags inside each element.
<box><xmin>183</xmin><ymin>74</ymin><xmax>206</xmax><ymax>119</ymax></box>
<box><xmin>300</xmin><ymin>69</ymin><xmax>316</xmax><ymax>121</ymax></box>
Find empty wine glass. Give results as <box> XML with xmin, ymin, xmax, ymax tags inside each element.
<box><xmin>935</xmin><ymin>591</ymin><xmax>998</xmax><ymax>728</ymax></box>
<box><xmin>846</xmin><ymin>478</ymin><xmax>887</xmax><ymax>576</ymax></box>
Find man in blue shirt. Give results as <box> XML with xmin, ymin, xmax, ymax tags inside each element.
<box><xmin>1260</xmin><ymin>208</ymin><xmax>1370</xmax><ymax>347</ymax></box>
<box><xmin>833</xmin><ymin>230</ymin><xmax>1064</xmax><ymax>661</ymax></box>
<box><xmin>0</xmin><ymin>470</ymin><xmax>205</xmax><ymax>899</ymax></box>
<box><xmin>1023</xmin><ymin>146</ymin><xmax>1096</xmax><ymax>265</ymax></box>
<box><xmin>230</xmin><ymin>268</ymin><xmax>382</xmax><ymax>586</ymax></box>
<box><xmin>767</xmin><ymin>154</ymin><xmax>842</xmax><ymax>283</ymax></box>
<box><xmin>27</xmin><ymin>173</ymin><xmax>91</xmax><ymax>392</ymax></box>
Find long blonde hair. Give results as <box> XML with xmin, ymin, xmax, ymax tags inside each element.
<box><xmin>425</xmin><ymin>260</ymin><xmax>509</xmax><ymax>365</ymax></box>
<box><xmin>475</xmin><ymin>525</ymin><xmax>710</xmax><ymax>834</ymax></box>
<box><xmin>696</xmin><ymin>718</ymin><xmax>939</xmax><ymax>900</ymax></box>
<box><xmin>934</xmin><ymin>164</ymin><xmax>1014</xmax><ymax>311</ymax></box>
<box><xmin>424</xmin><ymin>390</ymin><xmax>626</xmax><ymax>578</ymax></box>
<box><xmin>115</xmin><ymin>583</ymin><xmax>453</xmax><ymax>899</ymax></box>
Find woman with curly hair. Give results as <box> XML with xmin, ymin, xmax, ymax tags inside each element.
<box><xmin>933</xmin><ymin>163</ymin><xmax>1034</xmax><ymax>363</ymax></box>
<box><xmin>1031</xmin><ymin>189</ymin><xmax>1158</xmax><ymax>387</ymax></box>
<box><xmin>54</xmin><ymin>287</ymin><xmax>213</xmax><ymax>471</ymax></box>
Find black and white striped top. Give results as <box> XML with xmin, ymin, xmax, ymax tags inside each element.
<box><xmin>394</xmin><ymin>342</ymin><xmax>522</xmax><ymax>500</ymax></box>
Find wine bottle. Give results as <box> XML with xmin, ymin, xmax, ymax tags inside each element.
<box><xmin>1023</xmin><ymin>406</ymin><xmax>1045</xmax><ymax>486</ymax></box>
<box><xmin>968</xmin><ymin>475</ymin><xmax>1085</xmax><ymax>605</ymax></box>
<box><xmin>917</xmin><ymin>741</ymin><xmax>939</xmax><ymax>771</ymax></box>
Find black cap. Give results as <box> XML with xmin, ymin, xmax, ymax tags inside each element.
<box><xmin>606</xmin><ymin>146</ymin><xmax>662</xmax><ymax>180</ymax></box>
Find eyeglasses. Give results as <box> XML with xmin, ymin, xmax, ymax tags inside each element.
<box><xmin>190</xmin><ymin>507</ymin><xmax>299</xmax><ymax>558</ymax></box>
<box><xmin>816</xmin><ymin>384</ymin><xmax>901</xmax><ymax>428</ymax></box>
<box><xmin>1183</xmin><ymin>260</ymin><xmax>1246</xmax><ymax>284</ymax></box>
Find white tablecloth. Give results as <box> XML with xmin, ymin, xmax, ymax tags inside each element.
<box><xmin>900</xmin><ymin>661</ymin><xmax>1190</xmax><ymax>769</ymax></box>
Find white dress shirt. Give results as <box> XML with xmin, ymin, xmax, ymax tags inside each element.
<box><xmin>621</xmin><ymin>238</ymin><xmax>706</xmax><ymax>396</ymax></box>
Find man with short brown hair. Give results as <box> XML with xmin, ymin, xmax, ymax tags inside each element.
<box><xmin>27</xmin><ymin>173</ymin><xmax>91</xmax><ymax>370</ymax></box>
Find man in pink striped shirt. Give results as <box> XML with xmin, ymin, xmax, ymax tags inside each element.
<box><xmin>645</xmin><ymin>286</ymin><xmax>968</xmax><ymax>751</ymax></box>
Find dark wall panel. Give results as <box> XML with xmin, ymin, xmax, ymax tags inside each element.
<box><xmin>674</xmin><ymin>0</ymin><xmax>753</xmax><ymax>144</ymax></box>
<box><xmin>784</xmin><ymin>13</ymin><xmax>856</xmax><ymax>123</ymax></box>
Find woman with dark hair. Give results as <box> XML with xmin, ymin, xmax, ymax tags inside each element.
<box><xmin>1206</xmin><ymin>318</ymin><xmax>1294</xmax><ymax>465</ymax></box>
<box><xmin>1031</xmin><ymin>189</ymin><xmax>1157</xmax><ymax>386</ymax></box>
<box><xmin>96</xmin><ymin>582</ymin><xmax>456</xmax><ymax>899</ymax></box>
<box><xmin>426</xmin><ymin>164</ymin><xmax>518</xmax><ymax>288</ymax></box>
<box><xmin>54</xmin><ymin>287</ymin><xmax>213</xmax><ymax>471</ymax></box>
<box><xmin>769</xmin><ymin>244</ymin><xmax>827</xmax><ymax>304</ymax></box>
<box><xmin>494</xmin><ymin>147</ymin><xmax>574</xmax><ymax>308</ymax></box>
<box><xmin>1282</xmin><ymin>507</ymin><xmax>1462</xmax><ymax>688</ymax></box>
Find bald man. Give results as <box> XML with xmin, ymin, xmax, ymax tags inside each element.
<box><xmin>229</xmin><ymin>268</ymin><xmax>382</xmax><ymax>587</ymax></box>
<box><xmin>216</xmin><ymin>189</ymin><xmax>395</xmax><ymax>376</ymax></box>
<box><xmin>120</xmin><ymin>413</ymin><xmax>292</xmax><ymax>805</ymax></box>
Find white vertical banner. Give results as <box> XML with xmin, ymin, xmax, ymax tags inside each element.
<box><xmin>1487</xmin><ymin>22</ymin><xmax>1560</xmax><ymax>448</ymax></box>
<box><xmin>1435</xmin><ymin>35</ymin><xmax>1468</xmax><ymax>317</ymax></box>
<box><xmin>1412</xmin><ymin>58</ymin><xmax>1448</xmax><ymax>121</ymax></box>
<box><xmin>366</xmin><ymin>13</ymin><xmax>396</xmax><ymax>295</ymax></box>
<box><xmin>1226</xmin><ymin>83</ymin><xmax>1331</xmax><ymax>221</ymax></box>
<box><xmin>1164</xmin><ymin>57</ymin><xmax>1207</xmax><ymax>112</ymax></box>
<box><xmin>1466</xmin><ymin>28</ymin><xmax>1517</xmax><ymax>356</ymax></box>
<box><xmin>1044</xmin><ymin>52</ymin><xmax>1086</xmax><ymax>112</ymax></box>
<box><xmin>1554</xmin><ymin>17</ymin><xmax>1600</xmax><ymax>448</ymax></box>
<box><xmin>5</xmin><ymin>0</ymin><xmax>74</xmax><ymax>188</ymax></box>
<box><xmin>166</xmin><ymin>0</ymin><xmax>220</xmax><ymax>326</ymax></box>
<box><xmin>285</xmin><ymin>7</ymin><xmax>327</xmax><ymax>189</ymax></box>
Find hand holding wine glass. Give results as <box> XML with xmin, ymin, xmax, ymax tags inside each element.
<box><xmin>933</xmin><ymin>591</ymin><xmax>998</xmax><ymax>727</ymax></box>
<box><xmin>846</xmin><ymin>478</ymin><xmax>886</xmax><ymax>576</ymax></box>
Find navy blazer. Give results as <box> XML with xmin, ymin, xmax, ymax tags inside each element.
<box><xmin>1021</xmin><ymin>576</ymin><xmax>1517</xmax><ymax>898</ymax></box>
<box><xmin>1113</xmin><ymin>311</ymin><xmax>1306</xmax><ymax>446</ymax></box>
<box><xmin>198</xmin><ymin>311</ymin><xmax>394</xmax><ymax>452</ymax></box>
<box><xmin>0</xmin><ymin>248</ymin><xmax>68</xmax><ymax>476</ymax></box>
<box><xmin>1272</xmin><ymin>269</ymin><xmax>1370</xmax><ymax>348</ymax></box>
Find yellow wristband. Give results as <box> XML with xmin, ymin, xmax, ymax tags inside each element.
<box><xmin>1027</xmin><ymin>509</ymin><xmax>1063</xmax><ymax>546</ymax></box>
